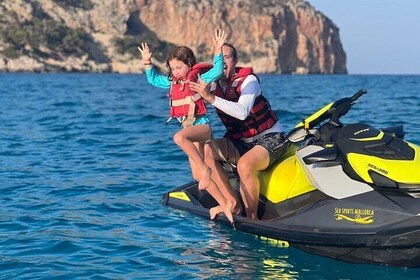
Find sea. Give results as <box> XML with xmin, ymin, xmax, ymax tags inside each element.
<box><xmin>0</xmin><ymin>73</ymin><xmax>419</xmax><ymax>279</ymax></box>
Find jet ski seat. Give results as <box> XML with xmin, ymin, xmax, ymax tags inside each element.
<box><xmin>381</xmin><ymin>125</ymin><xmax>405</xmax><ymax>139</ymax></box>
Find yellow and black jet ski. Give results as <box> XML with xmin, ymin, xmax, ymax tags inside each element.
<box><xmin>162</xmin><ymin>89</ymin><xmax>420</xmax><ymax>267</ymax></box>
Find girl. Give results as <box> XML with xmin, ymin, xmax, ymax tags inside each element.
<box><xmin>138</xmin><ymin>30</ymin><xmax>234</xmax><ymax>224</ymax></box>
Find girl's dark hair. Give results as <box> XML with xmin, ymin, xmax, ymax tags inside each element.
<box><xmin>166</xmin><ymin>46</ymin><xmax>196</xmax><ymax>80</ymax></box>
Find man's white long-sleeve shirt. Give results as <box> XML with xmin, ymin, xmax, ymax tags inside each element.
<box><xmin>211</xmin><ymin>75</ymin><xmax>282</xmax><ymax>143</ymax></box>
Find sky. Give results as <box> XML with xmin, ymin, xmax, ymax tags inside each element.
<box><xmin>307</xmin><ymin>0</ymin><xmax>420</xmax><ymax>74</ymax></box>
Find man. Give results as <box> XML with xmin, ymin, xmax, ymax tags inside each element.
<box><xmin>189</xmin><ymin>43</ymin><xmax>285</xmax><ymax>219</ymax></box>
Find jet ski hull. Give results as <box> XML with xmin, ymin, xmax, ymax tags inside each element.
<box><xmin>162</xmin><ymin>178</ymin><xmax>420</xmax><ymax>268</ymax></box>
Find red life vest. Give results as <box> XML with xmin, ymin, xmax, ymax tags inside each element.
<box><xmin>209</xmin><ymin>67</ymin><xmax>278</xmax><ymax>139</ymax></box>
<box><xmin>169</xmin><ymin>63</ymin><xmax>212</xmax><ymax>118</ymax></box>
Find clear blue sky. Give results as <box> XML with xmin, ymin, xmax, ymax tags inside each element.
<box><xmin>307</xmin><ymin>0</ymin><xmax>420</xmax><ymax>74</ymax></box>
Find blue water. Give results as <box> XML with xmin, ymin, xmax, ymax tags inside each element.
<box><xmin>0</xmin><ymin>73</ymin><xmax>419</xmax><ymax>279</ymax></box>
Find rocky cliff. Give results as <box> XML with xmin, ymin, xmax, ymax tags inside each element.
<box><xmin>0</xmin><ymin>0</ymin><xmax>347</xmax><ymax>74</ymax></box>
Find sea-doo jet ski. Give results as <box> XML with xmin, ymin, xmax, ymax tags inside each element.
<box><xmin>162</xmin><ymin>89</ymin><xmax>420</xmax><ymax>267</ymax></box>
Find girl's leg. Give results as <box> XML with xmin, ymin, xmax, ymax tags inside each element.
<box><xmin>173</xmin><ymin>124</ymin><xmax>212</xmax><ymax>190</ymax></box>
<box><xmin>189</xmin><ymin>144</ymin><xmax>235</xmax><ymax>223</ymax></box>
<box><xmin>173</xmin><ymin>125</ymin><xmax>234</xmax><ymax>223</ymax></box>
<box><xmin>188</xmin><ymin>142</ymin><xmax>204</xmax><ymax>182</ymax></box>
<box><xmin>204</xmin><ymin>138</ymin><xmax>242</xmax><ymax>218</ymax></box>
<box><xmin>205</xmin><ymin>180</ymin><xmax>234</xmax><ymax>224</ymax></box>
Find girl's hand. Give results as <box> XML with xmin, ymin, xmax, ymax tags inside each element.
<box><xmin>138</xmin><ymin>43</ymin><xmax>152</xmax><ymax>65</ymax></box>
<box><xmin>213</xmin><ymin>29</ymin><xmax>226</xmax><ymax>52</ymax></box>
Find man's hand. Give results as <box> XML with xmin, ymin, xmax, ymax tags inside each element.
<box><xmin>189</xmin><ymin>75</ymin><xmax>215</xmax><ymax>104</ymax></box>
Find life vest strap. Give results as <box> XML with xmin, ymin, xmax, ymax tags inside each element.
<box><xmin>191</xmin><ymin>93</ymin><xmax>201</xmax><ymax>101</ymax></box>
<box><xmin>171</xmin><ymin>97</ymin><xmax>192</xmax><ymax>107</ymax></box>
<box><xmin>170</xmin><ymin>94</ymin><xmax>201</xmax><ymax>107</ymax></box>
<box><xmin>182</xmin><ymin>97</ymin><xmax>197</xmax><ymax>128</ymax></box>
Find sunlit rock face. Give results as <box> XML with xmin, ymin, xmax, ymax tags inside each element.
<box><xmin>0</xmin><ymin>0</ymin><xmax>346</xmax><ymax>74</ymax></box>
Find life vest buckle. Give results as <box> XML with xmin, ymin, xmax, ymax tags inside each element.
<box><xmin>166</xmin><ymin>116</ymin><xmax>173</xmax><ymax>125</ymax></box>
<box><xmin>166</xmin><ymin>116</ymin><xmax>185</xmax><ymax>127</ymax></box>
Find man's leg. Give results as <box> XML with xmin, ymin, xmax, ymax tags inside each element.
<box><xmin>236</xmin><ymin>145</ymin><xmax>270</xmax><ymax>219</ymax></box>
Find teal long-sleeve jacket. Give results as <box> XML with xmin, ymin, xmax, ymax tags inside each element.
<box><xmin>145</xmin><ymin>53</ymin><xmax>223</xmax><ymax>88</ymax></box>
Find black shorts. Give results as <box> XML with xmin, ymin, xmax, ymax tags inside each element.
<box><xmin>229</xmin><ymin>132</ymin><xmax>288</xmax><ymax>168</ymax></box>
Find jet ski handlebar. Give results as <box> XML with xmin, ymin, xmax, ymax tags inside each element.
<box><xmin>329</xmin><ymin>89</ymin><xmax>367</xmax><ymax>127</ymax></box>
<box><xmin>287</xmin><ymin>89</ymin><xmax>367</xmax><ymax>143</ymax></box>
<box><xmin>350</xmin><ymin>89</ymin><xmax>367</xmax><ymax>103</ymax></box>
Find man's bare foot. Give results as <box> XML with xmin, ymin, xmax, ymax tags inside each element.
<box><xmin>209</xmin><ymin>206</ymin><xmax>222</xmax><ymax>220</ymax></box>
<box><xmin>198</xmin><ymin>167</ymin><xmax>211</xmax><ymax>190</ymax></box>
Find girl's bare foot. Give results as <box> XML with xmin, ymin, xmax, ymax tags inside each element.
<box><xmin>209</xmin><ymin>206</ymin><xmax>222</xmax><ymax>220</ymax></box>
<box><xmin>210</xmin><ymin>200</ymin><xmax>241</xmax><ymax>220</ymax></box>
<box><xmin>221</xmin><ymin>200</ymin><xmax>234</xmax><ymax>224</ymax></box>
<box><xmin>198</xmin><ymin>166</ymin><xmax>211</xmax><ymax>190</ymax></box>
<box><xmin>210</xmin><ymin>201</ymin><xmax>234</xmax><ymax>224</ymax></box>
<box><xmin>232</xmin><ymin>202</ymin><xmax>243</xmax><ymax>215</ymax></box>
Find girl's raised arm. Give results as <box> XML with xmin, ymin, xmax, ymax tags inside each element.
<box><xmin>138</xmin><ymin>43</ymin><xmax>153</xmax><ymax>70</ymax></box>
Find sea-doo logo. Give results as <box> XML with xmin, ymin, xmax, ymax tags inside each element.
<box><xmin>368</xmin><ymin>163</ymin><xmax>388</xmax><ymax>175</ymax></box>
<box><xmin>354</xmin><ymin>128</ymin><xmax>369</xmax><ymax>135</ymax></box>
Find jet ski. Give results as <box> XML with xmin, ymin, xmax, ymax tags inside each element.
<box><xmin>161</xmin><ymin>89</ymin><xmax>420</xmax><ymax>268</ymax></box>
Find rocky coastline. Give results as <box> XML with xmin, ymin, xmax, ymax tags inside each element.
<box><xmin>0</xmin><ymin>0</ymin><xmax>347</xmax><ymax>74</ymax></box>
